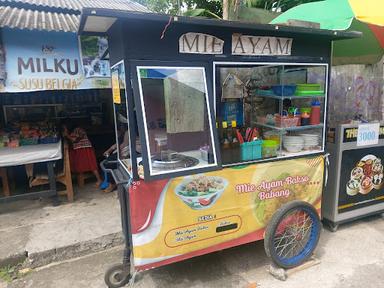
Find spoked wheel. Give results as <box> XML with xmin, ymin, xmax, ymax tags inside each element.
<box><xmin>264</xmin><ymin>201</ymin><xmax>321</xmax><ymax>269</ymax></box>
<box><xmin>104</xmin><ymin>263</ymin><xmax>131</xmax><ymax>288</ymax></box>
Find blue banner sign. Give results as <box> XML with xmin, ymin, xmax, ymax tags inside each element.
<box><xmin>1</xmin><ymin>28</ymin><xmax>110</xmax><ymax>92</ymax></box>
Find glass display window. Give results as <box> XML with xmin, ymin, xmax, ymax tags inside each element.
<box><xmin>111</xmin><ymin>61</ymin><xmax>133</xmax><ymax>176</ymax></box>
<box><xmin>215</xmin><ymin>62</ymin><xmax>328</xmax><ymax>166</ymax></box>
<box><xmin>134</xmin><ymin>65</ymin><xmax>219</xmax><ymax>178</ymax></box>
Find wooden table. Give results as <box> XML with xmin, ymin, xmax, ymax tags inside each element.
<box><xmin>0</xmin><ymin>141</ymin><xmax>62</xmax><ymax>203</ymax></box>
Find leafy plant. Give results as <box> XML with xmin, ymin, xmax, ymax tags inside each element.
<box><xmin>136</xmin><ymin>0</ymin><xmax>319</xmax><ymax>18</ymax></box>
<box><xmin>184</xmin><ymin>8</ymin><xmax>221</xmax><ymax>18</ymax></box>
<box><xmin>136</xmin><ymin>0</ymin><xmax>222</xmax><ymax>16</ymax></box>
<box><xmin>0</xmin><ymin>262</ymin><xmax>29</xmax><ymax>283</ymax></box>
<box><xmin>0</xmin><ymin>265</ymin><xmax>18</xmax><ymax>283</ymax></box>
<box><xmin>250</xmin><ymin>0</ymin><xmax>320</xmax><ymax>11</ymax></box>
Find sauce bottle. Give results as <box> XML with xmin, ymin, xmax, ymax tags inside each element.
<box><xmin>221</xmin><ymin>121</ymin><xmax>230</xmax><ymax>149</ymax></box>
<box><xmin>231</xmin><ymin>121</ymin><xmax>238</xmax><ymax>145</ymax></box>
<box><xmin>301</xmin><ymin>108</ymin><xmax>311</xmax><ymax>126</ymax></box>
<box><xmin>310</xmin><ymin>100</ymin><xmax>321</xmax><ymax>125</ymax></box>
<box><xmin>231</xmin><ymin>120</ymin><xmax>240</xmax><ymax>162</ymax></box>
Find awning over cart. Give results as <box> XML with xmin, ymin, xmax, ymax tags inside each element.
<box><xmin>79</xmin><ymin>9</ymin><xmax>360</xmax><ymax>42</ymax></box>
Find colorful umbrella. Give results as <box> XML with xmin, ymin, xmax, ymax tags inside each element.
<box><xmin>270</xmin><ymin>0</ymin><xmax>384</xmax><ymax>65</ymax></box>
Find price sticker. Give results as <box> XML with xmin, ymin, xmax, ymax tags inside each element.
<box><xmin>357</xmin><ymin>123</ymin><xmax>380</xmax><ymax>147</ymax></box>
<box><xmin>111</xmin><ymin>70</ymin><xmax>121</xmax><ymax>104</ymax></box>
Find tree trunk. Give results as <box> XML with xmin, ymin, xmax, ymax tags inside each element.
<box><xmin>223</xmin><ymin>0</ymin><xmax>229</xmax><ymax>19</ymax></box>
<box><xmin>223</xmin><ymin>0</ymin><xmax>240</xmax><ymax>21</ymax></box>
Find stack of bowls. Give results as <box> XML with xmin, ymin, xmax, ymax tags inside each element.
<box><xmin>299</xmin><ymin>134</ymin><xmax>320</xmax><ymax>150</ymax></box>
<box><xmin>283</xmin><ymin>136</ymin><xmax>304</xmax><ymax>153</ymax></box>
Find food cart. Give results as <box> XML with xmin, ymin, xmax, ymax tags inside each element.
<box><xmin>323</xmin><ymin>122</ymin><xmax>384</xmax><ymax>231</ymax></box>
<box><xmin>79</xmin><ymin>9</ymin><xmax>358</xmax><ymax>287</ymax></box>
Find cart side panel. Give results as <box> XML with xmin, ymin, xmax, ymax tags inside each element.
<box><xmin>128</xmin><ymin>155</ymin><xmax>324</xmax><ymax>271</ymax></box>
<box><xmin>108</xmin><ymin>21</ymin><xmax>126</xmax><ymax>67</ymax></box>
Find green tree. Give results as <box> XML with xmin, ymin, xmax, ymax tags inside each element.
<box><xmin>184</xmin><ymin>0</ymin><xmax>222</xmax><ymax>17</ymax></box>
<box><xmin>135</xmin><ymin>0</ymin><xmax>178</xmax><ymax>14</ymax></box>
<box><xmin>136</xmin><ymin>0</ymin><xmax>222</xmax><ymax>16</ymax></box>
<box><xmin>245</xmin><ymin>0</ymin><xmax>319</xmax><ymax>12</ymax></box>
<box><xmin>136</xmin><ymin>0</ymin><xmax>319</xmax><ymax>18</ymax></box>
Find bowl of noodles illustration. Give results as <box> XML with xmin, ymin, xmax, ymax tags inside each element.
<box><xmin>175</xmin><ymin>175</ymin><xmax>228</xmax><ymax>210</ymax></box>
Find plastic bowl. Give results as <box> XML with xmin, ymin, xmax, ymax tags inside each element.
<box><xmin>272</xmin><ymin>85</ymin><xmax>297</xmax><ymax>96</ymax></box>
<box><xmin>175</xmin><ymin>176</ymin><xmax>228</xmax><ymax>210</ymax></box>
<box><xmin>284</xmin><ymin>144</ymin><xmax>304</xmax><ymax>153</ymax></box>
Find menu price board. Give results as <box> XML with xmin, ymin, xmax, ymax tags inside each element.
<box><xmin>338</xmin><ymin>147</ymin><xmax>384</xmax><ymax>213</ymax></box>
<box><xmin>357</xmin><ymin>123</ymin><xmax>380</xmax><ymax>147</ymax></box>
<box><xmin>343</xmin><ymin>124</ymin><xmax>384</xmax><ymax>143</ymax></box>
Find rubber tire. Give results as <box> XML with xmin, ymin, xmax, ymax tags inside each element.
<box><xmin>104</xmin><ymin>263</ymin><xmax>131</xmax><ymax>288</ymax></box>
<box><xmin>264</xmin><ymin>200</ymin><xmax>321</xmax><ymax>269</ymax></box>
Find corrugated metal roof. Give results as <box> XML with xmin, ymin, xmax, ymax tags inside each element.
<box><xmin>0</xmin><ymin>0</ymin><xmax>149</xmax><ymax>32</ymax></box>
<box><xmin>0</xmin><ymin>6</ymin><xmax>79</xmax><ymax>32</ymax></box>
<box><xmin>0</xmin><ymin>0</ymin><xmax>83</xmax><ymax>11</ymax></box>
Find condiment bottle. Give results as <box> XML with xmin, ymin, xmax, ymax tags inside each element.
<box><xmin>301</xmin><ymin>110</ymin><xmax>311</xmax><ymax>126</ymax></box>
<box><xmin>231</xmin><ymin>120</ymin><xmax>240</xmax><ymax>162</ymax></box>
<box><xmin>231</xmin><ymin>121</ymin><xmax>238</xmax><ymax>144</ymax></box>
<box><xmin>221</xmin><ymin>121</ymin><xmax>230</xmax><ymax>149</ymax></box>
<box><xmin>310</xmin><ymin>100</ymin><xmax>321</xmax><ymax>125</ymax></box>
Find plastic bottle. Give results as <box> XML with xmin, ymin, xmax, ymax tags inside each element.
<box><xmin>231</xmin><ymin>121</ymin><xmax>238</xmax><ymax>144</ymax></box>
<box><xmin>310</xmin><ymin>100</ymin><xmax>321</xmax><ymax>125</ymax></box>
<box><xmin>221</xmin><ymin>121</ymin><xmax>230</xmax><ymax>149</ymax></box>
<box><xmin>301</xmin><ymin>108</ymin><xmax>311</xmax><ymax>126</ymax></box>
<box><xmin>230</xmin><ymin>120</ymin><xmax>240</xmax><ymax>162</ymax></box>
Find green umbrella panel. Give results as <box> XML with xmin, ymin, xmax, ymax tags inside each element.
<box><xmin>270</xmin><ymin>0</ymin><xmax>383</xmax><ymax>65</ymax></box>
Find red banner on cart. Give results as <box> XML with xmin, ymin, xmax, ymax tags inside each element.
<box><xmin>129</xmin><ymin>156</ymin><xmax>324</xmax><ymax>271</ymax></box>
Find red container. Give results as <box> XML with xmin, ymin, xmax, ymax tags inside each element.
<box><xmin>310</xmin><ymin>100</ymin><xmax>321</xmax><ymax>125</ymax></box>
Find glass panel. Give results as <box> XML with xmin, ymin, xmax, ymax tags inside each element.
<box><xmin>137</xmin><ymin>66</ymin><xmax>216</xmax><ymax>176</ymax></box>
<box><xmin>216</xmin><ymin>63</ymin><xmax>327</xmax><ymax>166</ymax></box>
<box><xmin>111</xmin><ymin>62</ymin><xmax>132</xmax><ymax>173</ymax></box>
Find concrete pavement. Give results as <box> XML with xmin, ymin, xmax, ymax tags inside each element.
<box><xmin>2</xmin><ymin>214</ymin><xmax>384</xmax><ymax>288</ymax></box>
<box><xmin>0</xmin><ymin>185</ymin><xmax>123</xmax><ymax>268</ymax></box>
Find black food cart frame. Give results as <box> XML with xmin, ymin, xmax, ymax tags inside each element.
<box><xmin>79</xmin><ymin>9</ymin><xmax>359</xmax><ymax>287</ymax></box>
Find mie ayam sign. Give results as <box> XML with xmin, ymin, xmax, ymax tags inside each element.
<box><xmin>179</xmin><ymin>33</ymin><xmax>293</xmax><ymax>56</ymax></box>
<box><xmin>232</xmin><ymin>34</ymin><xmax>292</xmax><ymax>56</ymax></box>
<box><xmin>179</xmin><ymin>33</ymin><xmax>224</xmax><ymax>54</ymax></box>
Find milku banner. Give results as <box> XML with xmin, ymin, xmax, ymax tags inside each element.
<box><xmin>0</xmin><ymin>28</ymin><xmax>111</xmax><ymax>92</ymax></box>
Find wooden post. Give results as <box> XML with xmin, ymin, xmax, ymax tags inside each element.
<box><xmin>64</xmin><ymin>143</ymin><xmax>74</xmax><ymax>202</ymax></box>
<box><xmin>0</xmin><ymin>167</ymin><xmax>10</xmax><ymax>197</ymax></box>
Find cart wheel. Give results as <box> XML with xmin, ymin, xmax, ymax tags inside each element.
<box><xmin>264</xmin><ymin>200</ymin><xmax>321</xmax><ymax>269</ymax></box>
<box><xmin>104</xmin><ymin>263</ymin><xmax>131</xmax><ymax>288</ymax></box>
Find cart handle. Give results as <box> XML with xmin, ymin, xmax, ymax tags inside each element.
<box><xmin>100</xmin><ymin>159</ymin><xmax>118</xmax><ymax>174</ymax></box>
<box><xmin>324</xmin><ymin>153</ymin><xmax>330</xmax><ymax>188</ymax></box>
<box><xmin>100</xmin><ymin>159</ymin><xmax>131</xmax><ymax>186</ymax></box>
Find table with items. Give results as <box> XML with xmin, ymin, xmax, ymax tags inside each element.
<box><xmin>0</xmin><ymin>122</ymin><xmax>62</xmax><ymax>202</ymax></box>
